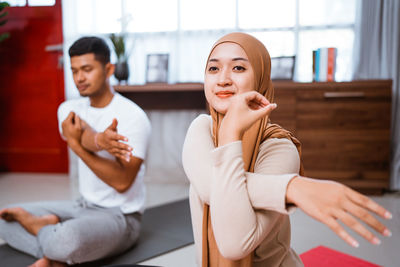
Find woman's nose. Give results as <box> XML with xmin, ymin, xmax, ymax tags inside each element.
<box><xmin>217</xmin><ymin>69</ymin><xmax>232</xmax><ymax>87</ymax></box>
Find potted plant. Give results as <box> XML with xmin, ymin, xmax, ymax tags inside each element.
<box><xmin>109</xmin><ymin>33</ymin><xmax>129</xmax><ymax>84</ymax></box>
<box><xmin>0</xmin><ymin>1</ymin><xmax>10</xmax><ymax>43</ymax></box>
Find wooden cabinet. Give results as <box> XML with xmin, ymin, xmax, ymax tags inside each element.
<box><xmin>116</xmin><ymin>80</ymin><xmax>392</xmax><ymax>193</ymax></box>
<box><xmin>271</xmin><ymin>80</ymin><xmax>392</xmax><ymax>193</ymax></box>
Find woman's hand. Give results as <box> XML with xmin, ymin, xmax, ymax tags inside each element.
<box><xmin>218</xmin><ymin>91</ymin><xmax>277</xmax><ymax>146</ymax></box>
<box><xmin>96</xmin><ymin>118</ymin><xmax>133</xmax><ymax>162</ymax></box>
<box><xmin>286</xmin><ymin>177</ymin><xmax>392</xmax><ymax>247</ymax></box>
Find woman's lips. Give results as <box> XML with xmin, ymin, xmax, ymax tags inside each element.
<box><xmin>216</xmin><ymin>91</ymin><xmax>234</xmax><ymax>98</ymax></box>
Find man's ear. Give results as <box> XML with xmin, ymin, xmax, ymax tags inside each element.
<box><xmin>105</xmin><ymin>62</ymin><xmax>115</xmax><ymax>78</ymax></box>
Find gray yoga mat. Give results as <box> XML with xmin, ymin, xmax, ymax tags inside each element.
<box><xmin>0</xmin><ymin>198</ymin><xmax>193</xmax><ymax>267</ymax></box>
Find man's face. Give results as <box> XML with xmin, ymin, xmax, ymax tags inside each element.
<box><xmin>70</xmin><ymin>53</ymin><xmax>111</xmax><ymax>97</ymax></box>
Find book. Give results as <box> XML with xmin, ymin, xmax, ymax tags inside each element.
<box><xmin>327</xmin><ymin>47</ymin><xmax>336</xmax><ymax>82</ymax></box>
<box><xmin>312</xmin><ymin>50</ymin><xmax>316</xmax><ymax>82</ymax></box>
<box><xmin>319</xmin><ymin>48</ymin><xmax>328</xmax><ymax>82</ymax></box>
<box><xmin>313</xmin><ymin>47</ymin><xmax>337</xmax><ymax>82</ymax></box>
<box><xmin>300</xmin><ymin>246</ymin><xmax>382</xmax><ymax>267</ymax></box>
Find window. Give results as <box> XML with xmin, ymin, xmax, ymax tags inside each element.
<box><xmin>250</xmin><ymin>31</ymin><xmax>295</xmax><ymax>57</ymax></box>
<box><xmin>8</xmin><ymin>0</ymin><xmax>56</xmax><ymax>6</ymax></box>
<box><xmin>126</xmin><ymin>0</ymin><xmax>178</xmax><ymax>32</ymax></box>
<box><xmin>299</xmin><ymin>0</ymin><xmax>356</xmax><ymax>26</ymax></box>
<box><xmin>238</xmin><ymin>0</ymin><xmax>296</xmax><ymax>29</ymax></box>
<box><xmin>180</xmin><ymin>0</ymin><xmax>235</xmax><ymax>30</ymax></box>
<box><xmin>8</xmin><ymin>0</ymin><xmax>26</xmax><ymax>6</ymax></box>
<box><xmin>28</xmin><ymin>0</ymin><xmax>55</xmax><ymax>6</ymax></box>
<box><xmin>63</xmin><ymin>0</ymin><xmax>357</xmax><ymax>85</ymax></box>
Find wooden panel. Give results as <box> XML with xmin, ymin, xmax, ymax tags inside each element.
<box><xmin>296</xmin><ymin>101</ymin><xmax>390</xmax><ymax>129</ymax></box>
<box><xmin>115</xmin><ymin>83</ymin><xmax>206</xmax><ymax>110</ymax></box>
<box><xmin>270</xmin><ymin>87</ymin><xmax>296</xmax><ymax>133</ymax></box>
<box><xmin>298</xmin><ymin>129</ymin><xmax>390</xmax><ymax>178</ymax></box>
<box><xmin>0</xmin><ymin>1</ymin><xmax>67</xmax><ymax>172</ymax></box>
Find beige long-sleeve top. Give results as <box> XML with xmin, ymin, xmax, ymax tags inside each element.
<box><xmin>182</xmin><ymin>114</ymin><xmax>304</xmax><ymax>267</ymax></box>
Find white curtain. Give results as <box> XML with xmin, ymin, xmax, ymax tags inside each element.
<box><xmin>353</xmin><ymin>0</ymin><xmax>400</xmax><ymax>189</ymax></box>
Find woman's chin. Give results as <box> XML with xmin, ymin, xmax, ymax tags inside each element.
<box><xmin>211</xmin><ymin>106</ymin><xmax>228</xmax><ymax>114</ymax></box>
<box><xmin>209</xmin><ymin>99</ymin><xmax>231</xmax><ymax>114</ymax></box>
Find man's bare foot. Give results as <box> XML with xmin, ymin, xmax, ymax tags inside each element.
<box><xmin>0</xmin><ymin>207</ymin><xmax>59</xmax><ymax>236</ymax></box>
<box><xmin>28</xmin><ymin>257</ymin><xmax>67</xmax><ymax>267</ymax></box>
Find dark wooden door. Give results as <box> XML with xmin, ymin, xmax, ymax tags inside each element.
<box><xmin>0</xmin><ymin>0</ymin><xmax>67</xmax><ymax>172</ymax></box>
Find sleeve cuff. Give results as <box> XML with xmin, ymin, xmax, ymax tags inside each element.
<box><xmin>247</xmin><ymin>173</ymin><xmax>298</xmax><ymax>214</ymax></box>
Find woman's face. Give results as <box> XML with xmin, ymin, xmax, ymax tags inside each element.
<box><xmin>204</xmin><ymin>42</ymin><xmax>255</xmax><ymax>114</ymax></box>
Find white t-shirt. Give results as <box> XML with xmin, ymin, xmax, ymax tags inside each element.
<box><xmin>57</xmin><ymin>93</ymin><xmax>151</xmax><ymax>214</ymax></box>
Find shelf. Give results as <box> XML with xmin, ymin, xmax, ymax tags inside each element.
<box><xmin>114</xmin><ymin>80</ymin><xmax>392</xmax><ymax>110</ymax></box>
<box><xmin>114</xmin><ymin>83</ymin><xmax>205</xmax><ymax>110</ymax></box>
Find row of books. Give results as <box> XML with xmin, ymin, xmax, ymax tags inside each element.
<box><xmin>313</xmin><ymin>47</ymin><xmax>337</xmax><ymax>82</ymax></box>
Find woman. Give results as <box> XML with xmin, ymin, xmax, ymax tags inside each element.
<box><xmin>182</xmin><ymin>32</ymin><xmax>392</xmax><ymax>266</ymax></box>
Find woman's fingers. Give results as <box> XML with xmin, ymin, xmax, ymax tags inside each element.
<box><xmin>334</xmin><ymin>209</ymin><xmax>380</xmax><ymax>245</ymax></box>
<box><xmin>244</xmin><ymin>91</ymin><xmax>269</xmax><ymax>107</ymax></box>
<box><xmin>243</xmin><ymin>92</ymin><xmax>276</xmax><ymax>118</ymax></box>
<box><xmin>343</xmin><ymin>199</ymin><xmax>390</xmax><ymax>237</ymax></box>
<box><xmin>345</xmin><ymin>187</ymin><xmax>392</xmax><ymax>220</ymax></box>
<box><xmin>219</xmin><ymin>91</ymin><xmax>276</xmax><ymax>145</ymax></box>
<box><xmin>323</xmin><ymin>216</ymin><xmax>360</xmax><ymax>247</ymax></box>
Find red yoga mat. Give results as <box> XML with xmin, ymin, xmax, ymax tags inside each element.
<box><xmin>300</xmin><ymin>246</ymin><xmax>382</xmax><ymax>267</ymax></box>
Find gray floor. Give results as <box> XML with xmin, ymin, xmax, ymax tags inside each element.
<box><xmin>0</xmin><ymin>173</ymin><xmax>399</xmax><ymax>267</ymax></box>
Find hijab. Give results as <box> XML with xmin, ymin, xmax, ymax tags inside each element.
<box><xmin>202</xmin><ymin>32</ymin><xmax>304</xmax><ymax>267</ymax></box>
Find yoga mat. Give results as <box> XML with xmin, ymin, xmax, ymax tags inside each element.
<box><xmin>0</xmin><ymin>198</ymin><xmax>193</xmax><ymax>267</ymax></box>
<box><xmin>300</xmin><ymin>246</ymin><xmax>381</xmax><ymax>267</ymax></box>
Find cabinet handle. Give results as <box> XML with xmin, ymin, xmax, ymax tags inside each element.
<box><xmin>324</xmin><ymin>92</ymin><xmax>365</xmax><ymax>98</ymax></box>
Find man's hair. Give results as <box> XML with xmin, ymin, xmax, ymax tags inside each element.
<box><xmin>68</xmin><ymin>36</ymin><xmax>110</xmax><ymax>65</ymax></box>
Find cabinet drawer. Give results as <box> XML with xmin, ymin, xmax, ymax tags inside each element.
<box><xmin>298</xmin><ymin>129</ymin><xmax>390</xmax><ymax>179</ymax></box>
<box><xmin>296</xmin><ymin>99</ymin><xmax>391</xmax><ymax>130</ymax></box>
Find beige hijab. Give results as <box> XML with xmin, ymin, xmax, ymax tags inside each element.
<box><xmin>202</xmin><ymin>32</ymin><xmax>304</xmax><ymax>267</ymax></box>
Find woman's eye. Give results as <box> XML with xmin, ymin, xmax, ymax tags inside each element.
<box><xmin>208</xmin><ymin>66</ymin><xmax>218</xmax><ymax>72</ymax></box>
<box><xmin>233</xmin><ymin>66</ymin><xmax>246</xmax><ymax>71</ymax></box>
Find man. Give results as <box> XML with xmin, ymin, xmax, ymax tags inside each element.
<box><xmin>0</xmin><ymin>37</ymin><xmax>151</xmax><ymax>266</ymax></box>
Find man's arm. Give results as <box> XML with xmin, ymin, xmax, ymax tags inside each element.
<box><xmin>62</xmin><ymin>112</ymin><xmax>142</xmax><ymax>193</ymax></box>
<box><xmin>69</xmin><ymin>139</ymin><xmax>142</xmax><ymax>193</ymax></box>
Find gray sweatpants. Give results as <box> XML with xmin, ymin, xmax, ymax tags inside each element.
<box><xmin>0</xmin><ymin>198</ymin><xmax>141</xmax><ymax>265</ymax></box>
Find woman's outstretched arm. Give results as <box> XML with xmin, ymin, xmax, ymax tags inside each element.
<box><xmin>218</xmin><ymin>91</ymin><xmax>392</xmax><ymax>248</ymax></box>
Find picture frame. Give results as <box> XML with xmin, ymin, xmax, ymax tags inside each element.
<box><xmin>146</xmin><ymin>53</ymin><xmax>169</xmax><ymax>83</ymax></box>
<box><xmin>270</xmin><ymin>56</ymin><xmax>296</xmax><ymax>80</ymax></box>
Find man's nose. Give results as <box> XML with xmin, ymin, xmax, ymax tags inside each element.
<box><xmin>76</xmin><ymin>71</ymin><xmax>85</xmax><ymax>82</ymax></box>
